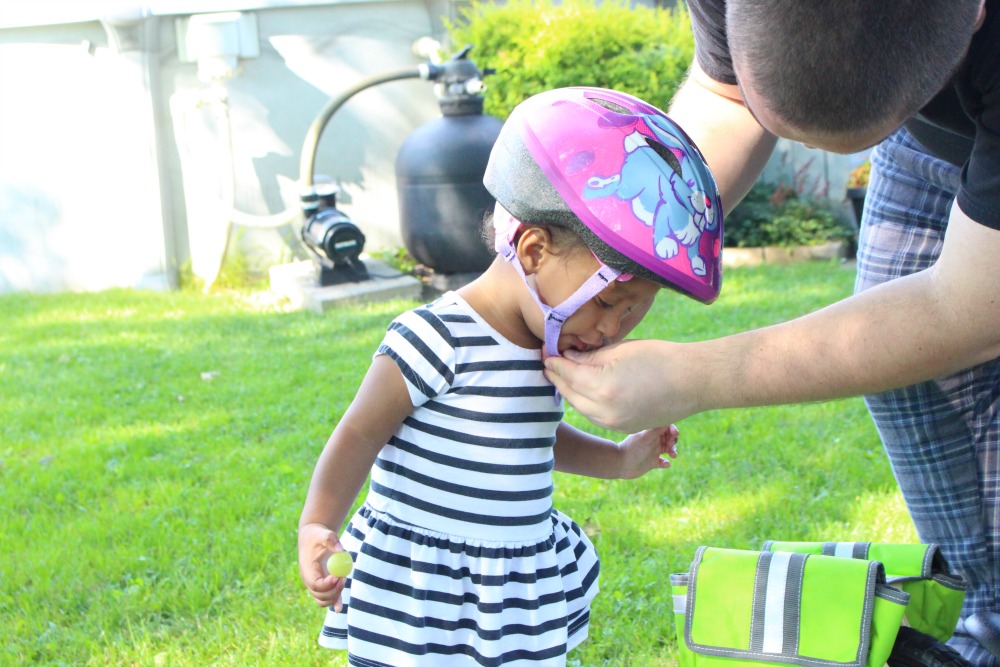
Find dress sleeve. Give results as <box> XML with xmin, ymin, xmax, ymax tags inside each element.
<box><xmin>375</xmin><ymin>308</ymin><xmax>456</xmax><ymax>407</ymax></box>
<box><xmin>687</xmin><ymin>0</ymin><xmax>737</xmax><ymax>85</ymax></box>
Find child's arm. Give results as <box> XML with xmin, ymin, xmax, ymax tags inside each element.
<box><xmin>553</xmin><ymin>421</ymin><xmax>678</xmax><ymax>479</ymax></box>
<box><xmin>298</xmin><ymin>354</ymin><xmax>413</xmax><ymax>610</ymax></box>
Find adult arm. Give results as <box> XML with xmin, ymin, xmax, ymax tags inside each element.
<box><xmin>297</xmin><ymin>354</ymin><xmax>412</xmax><ymax>608</ymax></box>
<box><xmin>669</xmin><ymin>62</ymin><xmax>778</xmax><ymax>213</ymax></box>
<box><xmin>546</xmin><ymin>202</ymin><xmax>1000</xmax><ymax>432</ymax></box>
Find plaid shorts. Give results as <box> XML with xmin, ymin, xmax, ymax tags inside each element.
<box><xmin>856</xmin><ymin>128</ymin><xmax>1000</xmax><ymax>666</ymax></box>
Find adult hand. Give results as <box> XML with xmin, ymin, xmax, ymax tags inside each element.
<box><xmin>298</xmin><ymin>522</ymin><xmax>349</xmax><ymax>612</ymax></box>
<box><xmin>545</xmin><ymin>339</ymin><xmax>696</xmax><ymax>433</ymax></box>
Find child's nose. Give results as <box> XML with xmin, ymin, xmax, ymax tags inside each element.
<box><xmin>596</xmin><ymin>312</ymin><xmax>622</xmax><ymax>340</ymax></box>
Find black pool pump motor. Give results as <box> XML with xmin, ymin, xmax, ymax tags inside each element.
<box><xmin>300</xmin><ymin>183</ymin><xmax>368</xmax><ymax>286</ymax></box>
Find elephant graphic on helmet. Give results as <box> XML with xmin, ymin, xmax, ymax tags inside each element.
<box><xmin>583</xmin><ymin>114</ymin><xmax>718</xmax><ymax>276</ymax></box>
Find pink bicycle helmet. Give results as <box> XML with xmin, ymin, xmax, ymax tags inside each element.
<box><xmin>484</xmin><ymin>86</ymin><xmax>723</xmax><ymax>303</ymax></box>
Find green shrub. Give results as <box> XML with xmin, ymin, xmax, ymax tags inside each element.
<box><xmin>725</xmin><ymin>183</ymin><xmax>854</xmax><ymax>248</ymax></box>
<box><xmin>445</xmin><ymin>0</ymin><xmax>694</xmax><ymax>120</ymax></box>
<box><xmin>374</xmin><ymin>247</ymin><xmax>418</xmax><ymax>274</ymax></box>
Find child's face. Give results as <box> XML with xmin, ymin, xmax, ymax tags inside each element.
<box><xmin>536</xmin><ymin>250</ymin><xmax>660</xmax><ymax>354</ymax></box>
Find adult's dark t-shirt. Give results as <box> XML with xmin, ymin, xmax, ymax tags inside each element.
<box><xmin>687</xmin><ymin>0</ymin><xmax>1000</xmax><ymax>229</ymax></box>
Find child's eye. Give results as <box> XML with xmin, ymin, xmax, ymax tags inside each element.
<box><xmin>594</xmin><ymin>296</ymin><xmax>615</xmax><ymax>310</ymax></box>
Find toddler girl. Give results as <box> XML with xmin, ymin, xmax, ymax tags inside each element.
<box><xmin>298</xmin><ymin>86</ymin><xmax>723</xmax><ymax>666</ymax></box>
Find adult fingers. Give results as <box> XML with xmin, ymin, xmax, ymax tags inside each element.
<box><xmin>544</xmin><ymin>350</ymin><xmax>619</xmax><ymax>430</ymax></box>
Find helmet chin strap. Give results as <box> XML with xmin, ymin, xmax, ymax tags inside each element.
<box><xmin>493</xmin><ymin>203</ymin><xmax>627</xmax><ymax>359</ymax></box>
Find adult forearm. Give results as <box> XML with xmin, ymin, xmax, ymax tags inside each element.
<box><xmin>698</xmin><ymin>259</ymin><xmax>1000</xmax><ymax>411</ymax></box>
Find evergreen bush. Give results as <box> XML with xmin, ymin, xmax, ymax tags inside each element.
<box><xmin>445</xmin><ymin>0</ymin><xmax>694</xmax><ymax>120</ymax></box>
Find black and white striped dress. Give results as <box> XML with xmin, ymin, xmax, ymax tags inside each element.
<box><xmin>318</xmin><ymin>292</ymin><xmax>600</xmax><ymax>666</ymax></box>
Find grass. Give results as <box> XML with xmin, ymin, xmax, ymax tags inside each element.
<box><xmin>0</xmin><ymin>260</ymin><xmax>915</xmax><ymax>666</ymax></box>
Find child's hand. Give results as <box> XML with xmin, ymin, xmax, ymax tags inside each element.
<box><xmin>298</xmin><ymin>522</ymin><xmax>350</xmax><ymax>612</ymax></box>
<box><xmin>617</xmin><ymin>424</ymin><xmax>679</xmax><ymax>479</ymax></box>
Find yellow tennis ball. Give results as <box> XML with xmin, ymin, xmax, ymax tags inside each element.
<box><xmin>326</xmin><ymin>551</ymin><xmax>353</xmax><ymax>577</ymax></box>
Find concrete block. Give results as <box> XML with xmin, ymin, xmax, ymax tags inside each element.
<box><xmin>269</xmin><ymin>258</ymin><xmax>422</xmax><ymax>313</ymax></box>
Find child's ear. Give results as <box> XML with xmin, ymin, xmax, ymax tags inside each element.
<box><xmin>515</xmin><ymin>226</ymin><xmax>554</xmax><ymax>276</ymax></box>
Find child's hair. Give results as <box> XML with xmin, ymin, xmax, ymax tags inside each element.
<box><xmin>478</xmin><ymin>212</ymin><xmax>587</xmax><ymax>257</ymax></box>
<box><xmin>483</xmin><ymin>87</ymin><xmax>724</xmax><ymax>305</ymax></box>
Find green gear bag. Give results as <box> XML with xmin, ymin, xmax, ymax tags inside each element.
<box><xmin>762</xmin><ymin>541</ymin><xmax>966</xmax><ymax>642</ymax></box>
<box><xmin>670</xmin><ymin>547</ymin><xmax>910</xmax><ymax>667</ymax></box>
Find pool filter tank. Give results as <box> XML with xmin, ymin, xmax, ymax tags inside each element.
<box><xmin>298</xmin><ymin>45</ymin><xmax>501</xmax><ymax>284</ymax></box>
<box><xmin>395</xmin><ymin>47</ymin><xmax>503</xmax><ymax>275</ymax></box>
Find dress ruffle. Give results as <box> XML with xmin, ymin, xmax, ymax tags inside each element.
<box><xmin>319</xmin><ymin>504</ymin><xmax>599</xmax><ymax>666</ymax></box>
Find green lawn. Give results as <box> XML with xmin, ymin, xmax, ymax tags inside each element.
<box><xmin>0</xmin><ymin>261</ymin><xmax>915</xmax><ymax>666</ymax></box>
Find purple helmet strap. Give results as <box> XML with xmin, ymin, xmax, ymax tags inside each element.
<box><xmin>493</xmin><ymin>204</ymin><xmax>623</xmax><ymax>359</ymax></box>
<box><xmin>537</xmin><ymin>268</ymin><xmax>623</xmax><ymax>357</ymax></box>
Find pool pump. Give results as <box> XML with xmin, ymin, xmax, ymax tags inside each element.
<box><xmin>296</xmin><ymin>45</ymin><xmax>498</xmax><ymax>287</ymax></box>
<box><xmin>299</xmin><ymin>183</ymin><xmax>367</xmax><ymax>286</ymax></box>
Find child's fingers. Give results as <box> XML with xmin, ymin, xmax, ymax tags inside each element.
<box><xmin>299</xmin><ymin>526</ymin><xmax>327</xmax><ymax>591</ymax></box>
<box><xmin>329</xmin><ymin>578</ymin><xmax>347</xmax><ymax>612</ymax></box>
<box><xmin>660</xmin><ymin>428</ymin><xmax>679</xmax><ymax>458</ymax></box>
<box><xmin>309</xmin><ymin>555</ymin><xmax>330</xmax><ymax>586</ymax></box>
<box><xmin>311</xmin><ymin>576</ymin><xmax>347</xmax><ymax>608</ymax></box>
<box><xmin>311</xmin><ymin>572</ymin><xmax>338</xmax><ymax>593</ymax></box>
<box><xmin>306</xmin><ymin>534</ymin><xmax>343</xmax><ymax>591</ymax></box>
<box><xmin>309</xmin><ymin>544</ymin><xmax>334</xmax><ymax>583</ymax></box>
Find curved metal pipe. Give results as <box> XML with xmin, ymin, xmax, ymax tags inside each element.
<box><xmin>298</xmin><ymin>67</ymin><xmax>424</xmax><ymax>188</ymax></box>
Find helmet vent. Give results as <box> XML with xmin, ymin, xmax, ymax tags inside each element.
<box><xmin>587</xmin><ymin>94</ymin><xmax>682</xmax><ymax>177</ymax></box>
<box><xmin>647</xmin><ymin>139</ymin><xmax>683</xmax><ymax>178</ymax></box>
<box><xmin>588</xmin><ymin>95</ymin><xmax>631</xmax><ymax>115</ymax></box>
